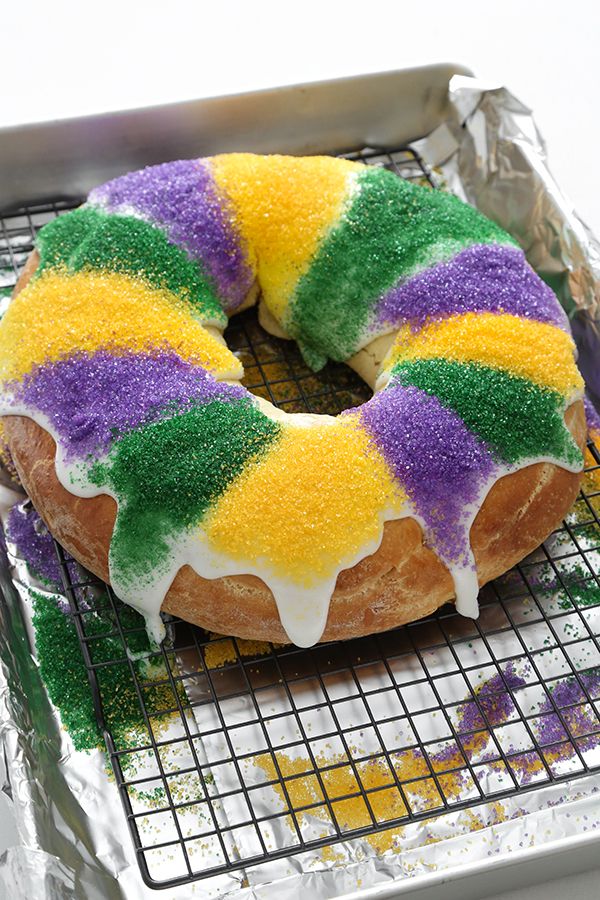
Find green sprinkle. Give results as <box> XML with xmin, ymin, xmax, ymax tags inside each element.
<box><xmin>391</xmin><ymin>358</ymin><xmax>582</xmax><ymax>467</ymax></box>
<box><xmin>90</xmin><ymin>399</ymin><xmax>281</xmax><ymax>584</ymax></box>
<box><xmin>31</xmin><ymin>590</ymin><xmax>178</xmax><ymax>751</ymax></box>
<box><xmin>290</xmin><ymin>167</ymin><xmax>514</xmax><ymax>367</ymax></box>
<box><xmin>36</xmin><ymin>206</ymin><xmax>227</xmax><ymax>326</ymax></box>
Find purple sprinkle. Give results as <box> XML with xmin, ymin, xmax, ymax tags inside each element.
<box><xmin>354</xmin><ymin>382</ymin><xmax>497</xmax><ymax>566</ymax></box>
<box><xmin>7</xmin><ymin>503</ymin><xmax>71</xmax><ymax>602</ymax></box>
<box><xmin>536</xmin><ymin>674</ymin><xmax>600</xmax><ymax>743</ymax></box>
<box><xmin>89</xmin><ymin>159</ymin><xmax>254</xmax><ymax>312</ymax></box>
<box><xmin>584</xmin><ymin>395</ymin><xmax>600</xmax><ymax>434</ymax></box>
<box><xmin>7</xmin><ymin>350</ymin><xmax>246</xmax><ymax>461</ymax></box>
<box><xmin>458</xmin><ymin>701</ymin><xmax>486</xmax><ymax>735</ymax></box>
<box><xmin>536</xmin><ymin>713</ymin><xmax>569</xmax><ymax>747</ymax></box>
<box><xmin>477</xmin><ymin>664</ymin><xmax>527</xmax><ymax>726</ymax></box>
<box><xmin>374</xmin><ymin>244</ymin><xmax>568</xmax><ymax>332</ymax></box>
<box><xmin>7</xmin><ymin>504</ymin><xmax>92</xmax><ymax>609</ymax></box>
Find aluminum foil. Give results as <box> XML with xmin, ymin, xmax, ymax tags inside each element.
<box><xmin>413</xmin><ymin>74</ymin><xmax>600</xmax><ymax>407</ymax></box>
<box><xmin>1</xmin><ymin>74</ymin><xmax>600</xmax><ymax>900</ymax></box>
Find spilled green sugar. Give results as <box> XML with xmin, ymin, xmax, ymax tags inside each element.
<box><xmin>36</xmin><ymin>206</ymin><xmax>227</xmax><ymax>326</ymax></box>
<box><xmin>89</xmin><ymin>398</ymin><xmax>281</xmax><ymax>585</ymax></box>
<box><xmin>290</xmin><ymin>166</ymin><xmax>515</xmax><ymax>367</ymax></box>
<box><xmin>31</xmin><ymin>590</ymin><xmax>179</xmax><ymax>750</ymax></box>
<box><xmin>391</xmin><ymin>358</ymin><xmax>582</xmax><ymax>467</ymax></box>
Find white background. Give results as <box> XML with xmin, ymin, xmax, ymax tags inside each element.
<box><xmin>1</xmin><ymin>1</ymin><xmax>600</xmax><ymax>897</ymax></box>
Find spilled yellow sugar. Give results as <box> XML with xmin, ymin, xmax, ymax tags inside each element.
<box><xmin>212</xmin><ymin>154</ymin><xmax>355</xmax><ymax>322</ymax></box>
<box><xmin>254</xmin><ymin>751</ymin><xmax>407</xmax><ymax>853</ymax></box>
<box><xmin>0</xmin><ymin>269</ymin><xmax>242</xmax><ymax>382</ymax></box>
<box><xmin>204</xmin><ymin>419</ymin><xmax>404</xmax><ymax>583</ymax></box>
<box><xmin>253</xmin><ymin>739</ymin><xmax>557</xmax><ymax>861</ymax></box>
<box><xmin>386</xmin><ymin>312</ymin><xmax>583</xmax><ymax>398</ymax></box>
<box><xmin>0</xmin><ymin>420</ymin><xmax>18</xmax><ymax>481</ymax></box>
<box><xmin>203</xmin><ymin>635</ymin><xmax>275</xmax><ymax>669</ymax></box>
<box><xmin>584</xmin><ymin>430</ymin><xmax>600</xmax><ymax>497</ymax></box>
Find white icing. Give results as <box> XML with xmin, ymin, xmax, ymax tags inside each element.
<box><xmin>451</xmin><ymin>567</ymin><xmax>481</xmax><ymax>618</ymax></box>
<box><xmin>3</xmin><ymin>169</ymin><xmax>584</xmax><ymax>649</ymax></box>
<box><xmin>0</xmin><ymin>389</ymin><xmax>584</xmax><ymax>647</ymax></box>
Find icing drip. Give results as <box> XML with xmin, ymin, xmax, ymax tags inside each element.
<box><xmin>356</xmin><ymin>382</ymin><xmax>498</xmax><ymax>568</ymax></box>
<box><xmin>6</xmin><ymin>350</ymin><xmax>245</xmax><ymax>461</ymax></box>
<box><xmin>87</xmin><ymin>398</ymin><xmax>282</xmax><ymax>595</ymax></box>
<box><xmin>0</xmin><ymin>154</ymin><xmax>586</xmax><ymax>647</ymax></box>
<box><xmin>203</xmin><ymin>418</ymin><xmax>405</xmax><ymax>583</ymax></box>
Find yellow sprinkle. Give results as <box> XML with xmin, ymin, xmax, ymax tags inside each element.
<box><xmin>386</xmin><ymin>312</ymin><xmax>583</xmax><ymax>398</ymax></box>
<box><xmin>212</xmin><ymin>154</ymin><xmax>356</xmax><ymax>322</ymax></box>
<box><xmin>584</xmin><ymin>429</ymin><xmax>600</xmax><ymax>495</ymax></box>
<box><xmin>0</xmin><ymin>269</ymin><xmax>242</xmax><ymax>382</ymax></box>
<box><xmin>204</xmin><ymin>419</ymin><xmax>404</xmax><ymax>583</ymax></box>
<box><xmin>0</xmin><ymin>421</ymin><xmax>18</xmax><ymax>481</ymax></box>
<box><xmin>203</xmin><ymin>634</ymin><xmax>274</xmax><ymax>669</ymax></box>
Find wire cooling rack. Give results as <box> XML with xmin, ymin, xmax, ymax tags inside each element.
<box><xmin>2</xmin><ymin>148</ymin><xmax>600</xmax><ymax>891</ymax></box>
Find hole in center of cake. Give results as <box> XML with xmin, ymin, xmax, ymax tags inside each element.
<box><xmin>224</xmin><ymin>307</ymin><xmax>373</xmax><ymax>417</ymax></box>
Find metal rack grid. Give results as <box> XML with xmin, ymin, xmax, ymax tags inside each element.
<box><xmin>2</xmin><ymin>148</ymin><xmax>600</xmax><ymax>891</ymax></box>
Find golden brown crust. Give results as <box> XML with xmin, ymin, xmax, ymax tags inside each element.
<box><xmin>2</xmin><ymin>254</ymin><xmax>587</xmax><ymax>643</ymax></box>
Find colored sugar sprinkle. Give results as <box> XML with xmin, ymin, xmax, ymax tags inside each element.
<box><xmin>582</xmin><ymin>452</ymin><xmax>600</xmax><ymax>500</ymax></box>
<box><xmin>584</xmin><ymin>395</ymin><xmax>600</xmax><ymax>434</ymax></box>
<box><xmin>223</xmin><ymin>663</ymin><xmax>600</xmax><ymax>839</ymax></box>
<box><xmin>36</xmin><ymin>206</ymin><xmax>227</xmax><ymax>326</ymax></box>
<box><xmin>90</xmin><ymin>399</ymin><xmax>281</xmax><ymax>583</ymax></box>
<box><xmin>7</xmin><ymin>502</ymin><xmax>68</xmax><ymax>590</ymax></box>
<box><xmin>0</xmin><ymin>269</ymin><xmax>242</xmax><ymax>383</ymax></box>
<box><xmin>357</xmin><ymin>382</ymin><xmax>496</xmax><ymax>564</ymax></box>
<box><xmin>387</xmin><ymin>312</ymin><xmax>582</xmax><ymax>398</ymax></box>
<box><xmin>537</xmin><ymin>563</ymin><xmax>600</xmax><ymax>611</ymax></box>
<box><xmin>253</xmin><ymin>750</ymin><xmax>410</xmax><ymax>852</ymax></box>
<box><xmin>0</xmin><ymin>420</ymin><xmax>18</xmax><ymax>482</ymax></box>
<box><xmin>30</xmin><ymin>589</ymin><xmax>176</xmax><ymax>751</ymax></box>
<box><xmin>205</xmin><ymin>418</ymin><xmax>403</xmax><ymax>583</ymax></box>
<box><xmin>90</xmin><ymin>158</ymin><xmax>254</xmax><ymax>311</ymax></box>
<box><xmin>0</xmin><ymin>153</ymin><xmax>586</xmax><ymax>653</ymax></box>
<box><xmin>476</xmin><ymin>664</ymin><xmax>526</xmax><ymax>725</ymax></box>
<box><xmin>9</xmin><ymin>349</ymin><xmax>245</xmax><ymax>461</ymax></box>
<box><xmin>374</xmin><ymin>243</ymin><xmax>568</xmax><ymax>332</ymax></box>
<box><xmin>535</xmin><ymin>671</ymin><xmax>600</xmax><ymax>746</ymax></box>
<box><xmin>203</xmin><ymin>635</ymin><xmax>275</xmax><ymax>669</ymax></box>
<box><xmin>290</xmin><ymin>166</ymin><xmax>514</xmax><ymax>367</ymax></box>
<box><xmin>584</xmin><ymin>402</ymin><xmax>600</xmax><ymax>490</ymax></box>
<box><xmin>212</xmin><ymin>153</ymin><xmax>354</xmax><ymax>321</ymax></box>
<box><xmin>391</xmin><ymin>359</ymin><xmax>582</xmax><ymax>467</ymax></box>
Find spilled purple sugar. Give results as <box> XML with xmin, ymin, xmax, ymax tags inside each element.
<box><xmin>354</xmin><ymin>382</ymin><xmax>497</xmax><ymax>565</ymax></box>
<box><xmin>89</xmin><ymin>159</ymin><xmax>254</xmax><ymax>312</ymax></box>
<box><xmin>7</xmin><ymin>349</ymin><xmax>247</xmax><ymax>461</ymax></box>
<box><xmin>536</xmin><ymin>671</ymin><xmax>600</xmax><ymax>745</ymax></box>
<box><xmin>374</xmin><ymin>244</ymin><xmax>568</xmax><ymax>332</ymax></box>
<box><xmin>477</xmin><ymin>665</ymin><xmax>527</xmax><ymax>726</ymax></box>
<box><xmin>584</xmin><ymin>395</ymin><xmax>600</xmax><ymax>435</ymax></box>
<box><xmin>6</xmin><ymin>503</ymin><xmax>78</xmax><ymax>607</ymax></box>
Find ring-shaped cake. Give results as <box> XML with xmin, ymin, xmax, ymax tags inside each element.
<box><xmin>0</xmin><ymin>154</ymin><xmax>586</xmax><ymax>646</ymax></box>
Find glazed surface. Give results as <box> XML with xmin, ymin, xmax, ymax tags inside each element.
<box><xmin>0</xmin><ymin>155</ymin><xmax>585</xmax><ymax>645</ymax></box>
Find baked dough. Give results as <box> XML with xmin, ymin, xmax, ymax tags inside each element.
<box><xmin>0</xmin><ymin>155</ymin><xmax>586</xmax><ymax>645</ymax></box>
